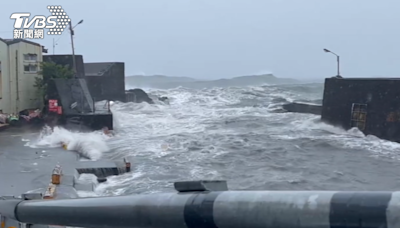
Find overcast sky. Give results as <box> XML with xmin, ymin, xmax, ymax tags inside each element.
<box><xmin>1</xmin><ymin>0</ymin><xmax>399</xmax><ymax>79</ymax></box>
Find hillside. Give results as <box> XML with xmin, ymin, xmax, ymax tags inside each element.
<box><xmin>125</xmin><ymin>74</ymin><xmax>298</xmax><ymax>89</ymax></box>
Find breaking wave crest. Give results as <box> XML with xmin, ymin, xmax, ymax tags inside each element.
<box><xmin>95</xmin><ymin>83</ymin><xmax>400</xmax><ymax>195</ymax></box>
<box><xmin>26</xmin><ymin>126</ymin><xmax>110</xmax><ymax>160</ymax></box>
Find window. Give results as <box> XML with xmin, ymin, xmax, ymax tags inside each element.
<box><xmin>24</xmin><ymin>64</ymin><xmax>37</xmax><ymax>73</ymax></box>
<box><xmin>23</xmin><ymin>54</ymin><xmax>38</xmax><ymax>61</ymax></box>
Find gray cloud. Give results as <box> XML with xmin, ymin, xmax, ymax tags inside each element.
<box><xmin>1</xmin><ymin>0</ymin><xmax>399</xmax><ymax>79</ymax></box>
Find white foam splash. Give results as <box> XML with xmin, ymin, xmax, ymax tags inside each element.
<box><xmin>26</xmin><ymin>126</ymin><xmax>110</xmax><ymax>160</ymax></box>
<box><xmin>273</xmin><ymin>115</ymin><xmax>400</xmax><ymax>160</ymax></box>
<box><xmin>96</xmin><ymin>87</ymin><xmax>272</xmax><ymax>195</ymax></box>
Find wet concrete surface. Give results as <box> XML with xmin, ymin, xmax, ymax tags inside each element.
<box><xmin>0</xmin><ymin>128</ymin><xmax>79</xmax><ymax>196</ymax></box>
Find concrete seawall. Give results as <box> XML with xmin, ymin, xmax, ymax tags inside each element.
<box><xmin>282</xmin><ymin>102</ymin><xmax>322</xmax><ymax>115</ymax></box>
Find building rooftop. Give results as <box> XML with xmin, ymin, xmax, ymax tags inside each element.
<box><xmin>84</xmin><ymin>62</ymin><xmax>121</xmax><ymax>76</ymax></box>
<box><xmin>0</xmin><ymin>38</ymin><xmax>40</xmax><ymax>46</ymax></box>
<box><xmin>0</xmin><ymin>38</ymin><xmax>48</xmax><ymax>53</ymax></box>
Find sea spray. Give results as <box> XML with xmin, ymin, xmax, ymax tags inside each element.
<box><xmin>27</xmin><ymin>126</ymin><xmax>109</xmax><ymax>160</ymax></box>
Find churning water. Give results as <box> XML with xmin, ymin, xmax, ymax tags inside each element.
<box><xmin>25</xmin><ymin>80</ymin><xmax>400</xmax><ymax>196</ymax></box>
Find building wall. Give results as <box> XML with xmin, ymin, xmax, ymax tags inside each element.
<box><xmin>43</xmin><ymin>55</ymin><xmax>85</xmax><ymax>78</ymax></box>
<box><xmin>7</xmin><ymin>42</ymin><xmax>43</xmax><ymax>114</ymax></box>
<box><xmin>85</xmin><ymin>63</ymin><xmax>126</xmax><ymax>102</ymax></box>
<box><xmin>0</xmin><ymin>40</ymin><xmax>9</xmax><ymax>113</ymax></box>
<box><xmin>48</xmin><ymin>78</ymin><xmax>94</xmax><ymax>115</ymax></box>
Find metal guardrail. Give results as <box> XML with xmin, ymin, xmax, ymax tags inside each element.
<box><xmin>0</xmin><ymin>180</ymin><xmax>398</xmax><ymax>228</ymax></box>
<box><xmin>92</xmin><ymin>99</ymin><xmax>111</xmax><ymax>113</ymax></box>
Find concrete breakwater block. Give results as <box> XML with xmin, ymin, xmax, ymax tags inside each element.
<box><xmin>75</xmin><ymin>159</ymin><xmax>130</xmax><ymax>178</ymax></box>
<box><xmin>42</xmin><ymin>158</ymin><xmax>131</xmax><ymax>199</ymax></box>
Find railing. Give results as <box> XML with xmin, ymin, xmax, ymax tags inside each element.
<box><xmin>92</xmin><ymin>99</ymin><xmax>111</xmax><ymax>113</ymax></box>
<box><xmin>0</xmin><ymin>180</ymin><xmax>398</xmax><ymax>228</ymax></box>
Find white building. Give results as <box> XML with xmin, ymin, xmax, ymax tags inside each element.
<box><xmin>0</xmin><ymin>38</ymin><xmax>47</xmax><ymax>114</ymax></box>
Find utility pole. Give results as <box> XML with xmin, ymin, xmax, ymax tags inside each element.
<box><xmin>68</xmin><ymin>19</ymin><xmax>83</xmax><ymax>78</ymax></box>
<box><xmin>323</xmin><ymin>48</ymin><xmax>340</xmax><ymax>76</ymax></box>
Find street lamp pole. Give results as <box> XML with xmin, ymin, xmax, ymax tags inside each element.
<box><xmin>69</xmin><ymin>19</ymin><xmax>84</xmax><ymax>78</ymax></box>
<box><xmin>323</xmin><ymin>48</ymin><xmax>340</xmax><ymax>76</ymax></box>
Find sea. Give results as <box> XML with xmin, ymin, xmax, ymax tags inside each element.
<box><xmin>24</xmin><ymin>76</ymin><xmax>400</xmax><ymax>196</ymax></box>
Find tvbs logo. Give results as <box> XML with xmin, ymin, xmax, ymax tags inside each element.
<box><xmin>10</xmin><ymin>5</ymin><xmax>70</xmax><ymax>39</ymax></box>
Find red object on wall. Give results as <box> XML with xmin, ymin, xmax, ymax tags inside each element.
<box><xmin>49</xmin><ymin>99</ymin><xmax>59</xmax><ymax>113</ymax></box>
<box><xmin>57</xmin><ymin>106</ymin><xmax>62</xmax><ymax>114</ymax></box>
<box><xmin>49</xmin><ymin>99</ymin><xmax>58</xmax><ymax>108</ymax></box>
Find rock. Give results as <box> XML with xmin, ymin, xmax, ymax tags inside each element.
<box><xmin>158</xmin><ymin>96</ymin><xmax>168</xmax><ymax>102</ymax></box>
<box><xmin>158</xmin><ymin>96</ymin><xmax>169</xmax><ymax>104</ymax></box>
<box><xmin>124</xmin><ymin>89</ymin><xmax>170</xmax><ymax>105</ymax></box>
<box><xmin>125</xmin><ymin>89</ymin><xmax>154</xmax><ymax>104</ymax></box>
<box><xmin>97</xmin><ymin>177</ymin><xmax>107</xmax><ymax>183</ymax></box>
